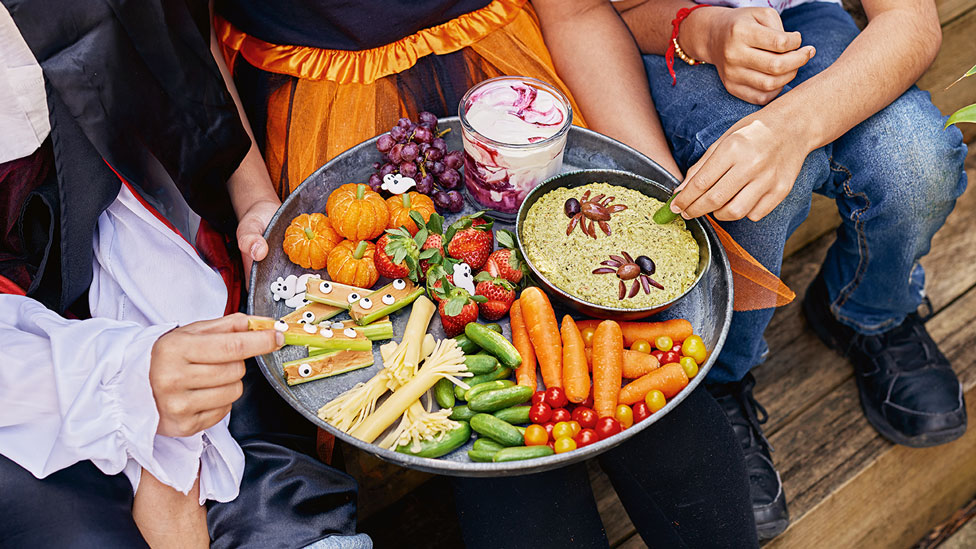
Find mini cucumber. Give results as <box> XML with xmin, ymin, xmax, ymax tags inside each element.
<box><xmin>455</xmin><ymin>366</ymin><xmax>513</xmax><ymax>399</ymax></box>
<box><xmin>449</xmin><ymin>405</ymin><xmax>477</xmax><ymax>422</ymax></box>
<box><xmin>493</xmin><ymin>445</ymin><xmax>555</xmax><ymax>462</ymax></box>
<box><xmin>464</xmin><ymin>354</ymin><xmax>499</xmax><ymax>375</ymax></box>
<box><xmin>434</xmin><ymin>377</ymin><xmax>456</xmax><ymax>409</ymax></box>
<box><xmin>653</xmin><ymin>193</ymin><xmax>680</xmax><ymax>224</ymax></box>
<box><xmin>464</xmin><ymin>380</ymin><xmax>515</xmax><ymax>402</ymax></box>
<box><xmin>452</xmin><ymin>323</ymin><xmax>503</xmax><ymax>354</ymax></box>
<box><xmin>492</xmin><ymin>405</ymin><xmax>531</xmax><ymax>424</ymax></box>
<box><xmin>468</xmin><ymin>449</ymin><xmax>498</xmax><ymax>462</ymax></box>
<box><xmin>473</xmin><ymin>438</ymin><xmax>506</xmax><ymax>453</ymax></box>
<box><xmin>470</xmin><ymin>413</ymin><xmax>524</xmax><ymax>447</ymax></box>
<box><xmin>468</xmin><ymin>385</ymin><xmax>534</xmax><ymax>413</ymax></box>
<box><xmin>464</xmin><ymin>323</ymin><xmax>522</xmax><ymax>369</ymax></box>
<box><xmin>395</xmin><ymin>422</ymin><xmax>471</xmax><ymax>458</ymax></box>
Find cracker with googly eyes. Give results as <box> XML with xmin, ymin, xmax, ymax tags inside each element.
<box><xmin>349</xmin><ymin>278</ymin><xmax>424</xmax><ymax>325</ymax></box>
<box><xmin>304</xmin><ymin>277</ymin><xmax>373</xmax><ymax>310</ymax></box>
<box><xmin>281</xmin><ymin>350</ymin><xmax>374</xmax><ymax>385</ymax></box>
<box><xmin>247</xmin><ymin>316</ymin><xmax>372</xmax><ymax>351</ymax></box>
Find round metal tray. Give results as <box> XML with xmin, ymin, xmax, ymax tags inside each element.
<box><xmin>247</xmin><ymin>118</ymin><xmax>733</xmax><ymax>477</ymax></box>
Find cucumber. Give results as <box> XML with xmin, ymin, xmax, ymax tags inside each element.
<box><xmin>468</xmin><ymin>385</ymin><xmax>534</xmax><ymax>413</ymax></box>
<box><xmin>493</xmin><ymin>445</ymin><xmax>555</xmax><ymax>462</ymax></box>
<box><xmin>470</xmin><ymin>413</ymin><xmax>524</xmax><ymax>447</ymax></box>
<box><xmin>468</xmin><ymin>449</ymin><xmax>498</xmax><ymax>462</ymax></box>
<box><xmin>464</xmin><ymin>354</ymin><xmax>499</xmax><ymax>375</ymax></box>
<box><xmin>464</xmin><ymin>380</ymin><xmax>515</xmax><ymax>402</ymax></box>
<box><xmin>473</xmin><ymin>438</ymin><xmax>506</xmax><ymax>453</ymax></box>
<box><xmin>464</xmin><ymin>323</ymin><xmax>522</xmax><ymax>369</ymax></box>
<box><xmin>453</xmin><ymin>323</ymin><xmax>503</xmax><ymax>354</ymax></box>
<box><xmin>492</xmin><ymin>405</ymin><xmax>531</xmax><ymax>425</ymax></box>
<box><xmin>455</xmin><ymin>366</ymin><xmax>513</xmax><ymax>399</ymax></box>
<box><xmin>434</xmin><ymin>377</ymin><xmax>456</xmax><ymax>409</ymax></box>
<box><xmin>395</xmin><ymin>422</ymin><xmax>471</xmax><ymax>458</ymax></box>
<box><xmin>449</xmin><ymin>405</ymin><xmax>477</xmax><ymax>422</ymax></box>
<box><xmin>653</xmin><ymin>193</ymin><xmax>680</xmax><ymax>224</ymax></box>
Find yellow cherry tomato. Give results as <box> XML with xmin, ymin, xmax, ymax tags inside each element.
<box><xmin>631</xmin><ymin>339</ymin><xmax>652</xmax><ymax>354</ymax></box>
<box><xmin>524</xmin><ymin>424</ymin><xmax>549</xmax><ymax>446</ymax></box>
<box><xmin>568</xmin><ymin>420</ymin><xmax>581</xmax><ymax>436</ymax></box>
<box><xmin>581</xmin><ymin>327</ymin><xmax>596</xmax><ymax>347</ymax></box>
<box><xmin>554</xmin><ymin>436</ymin><xmax>577</xmax><ymax>454</ymax></box>
<box><xmin>552</xmin><ymin>421</ymin><xmax>575</xmax><ymax>440</ymax></box>
<box><xmin>680</xmin><ymin>356</ymin><xmax>699</xmax><ymax>379</ymax></box>
<box><xmin>645</xmin><ymin>389</ymin><xmax>667</xmax><ymax>413</ymax></box>
<box><xmin>614</xmin><ymin>404</ymin><xmax>634</xmax><ymax>429</ymax></box>
<box><xmin>654</xmin><ymin>335</ymin><xmax>673</xmax><ymax>352</ymax></box>
<box><xmin>681</xmin><ymin>335</ymin><xmax>707</xmax><ymax>364</ymax></box>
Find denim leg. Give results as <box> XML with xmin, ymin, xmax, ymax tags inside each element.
<box><xmin>819</xmin><ymin>89</ymin><xmax>967</xmax><ymax>332</ymax></box>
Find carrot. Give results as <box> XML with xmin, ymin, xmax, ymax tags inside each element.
<box><xmin>510</xmin><ymin>300</ymin><xmax>538</xmax><ymax>389</ymax></box>
<box><xmin>560</xmin><ymin>316</ymin><xmax>590</xmax><ymax>403</ymax></box>
<box><xmin>519</xmin><ymin>287</ymin><xmax>562</xmax><ymax>388</ymax></box>
<box><xmin>585</xmin><ymin>348</ymin><xmax>660</xmax><ymax>379</ymax></box>
<box><xmin>617</xmin><ymin>363</ymin><xmax>689</xmax><ymax>405</ymax></box>
<box><xmin>591</xmin><ymin>320</ymin><xmax>623</xmax><ymax>418</ymax></box>
<box><xmin>575</xmin><ymin>318</ymin><xmax>694</xmax><ymax>346</ymax></box>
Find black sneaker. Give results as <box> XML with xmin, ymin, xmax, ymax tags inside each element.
<box><xmin>803</xmin><ymin>272</ymin><xmax>966</xmax><ymax>447</ymax></box>
<box><xmin>708</xmin><ymin>373</ymin><xmax>789</xmax><ymax>540</ymax></box>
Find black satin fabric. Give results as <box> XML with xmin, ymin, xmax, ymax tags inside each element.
<box><xmin>1</xmin><ymin>0</ymin><xmax>249</xmax><ymax>313</ymax></box>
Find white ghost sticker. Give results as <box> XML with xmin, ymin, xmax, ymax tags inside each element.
<box><xmin>453</xmin><ymin>262</ymin><xmax>475</xmax><ymax>295</ymax></box>
<box><xmin>381</xmin><ymin>173</ymin><xmax>416</xmax><ymax>195</ymax></box>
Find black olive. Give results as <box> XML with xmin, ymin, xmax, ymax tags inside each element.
<box><xmin>636</xmin><ymin>255</ymin><xmax>655</xmax><ymax>275</ymax></box>
<box><xmin>564</xmin><ymin>197</ymin><xmax>581</xmax><ymax>218</ymax></box>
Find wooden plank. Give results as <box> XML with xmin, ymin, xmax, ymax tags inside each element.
<box><xmin>919</xmin><ymin>8</ymin><xmax>976</xmax><ymax>130</ymax></box>
<box><xmin>936</xmin><ymin>0</ymin><xmax>976</xmax><ymax>25</ymax></box>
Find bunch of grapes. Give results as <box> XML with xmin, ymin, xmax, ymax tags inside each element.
<box><xmin>369</xmin><ymin>112</ymin><xmax>466</xmax><ymax>213</ymax></box>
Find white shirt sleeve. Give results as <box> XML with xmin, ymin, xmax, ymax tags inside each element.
<box><xmin>0</xmin><ymin>4</ymin><xmax>50</xmax><ymax>163</ymax></box>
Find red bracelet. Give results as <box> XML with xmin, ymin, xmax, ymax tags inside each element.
<box><xmin>666</xmin><ymin>4</ymin><xmax>708</xmax><ymax>86</ymax></box>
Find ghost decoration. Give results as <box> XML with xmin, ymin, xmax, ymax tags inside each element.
<box><xmin>271</xmin><ymin>273</ymin><xmax>315</xmax><ymax>309</ymax></box>
<box><xmin>381</xmin><ymin>173</ymin><xmax>416</xmax><ymax>195</ymax></box>
<box><xmin>452</xmin><ymin>262</ymin><xmax>475</xmax><ymax>295</ymax></box>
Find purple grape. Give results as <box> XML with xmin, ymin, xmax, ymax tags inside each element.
<box><xmin>368</xmin><ymin>173</ymin><xmax>383</xmax><ymax>191</ymax></box>
<box><xmin>446</xmin><ymin>190</ymin><xmax>464</xmax><ymax>212</ymax></box>
<box><xmin>372</xmin><ymin>161</ymin><xmax>381</xmax><ymax>170</ymax></box>
<box><xmin>430</xmin><ymin>161</ymin><xmax>445</xmax><ymax>176</ymax></box>
<box><xmin>413</xmin><ymin>126</ymin><xmax>433</xmax><ymax>144</ymax></box>
<box><xmin>401</xmin><ymin>143</ymin><xmax>419</xmax><ymax>162</ymax></box>
<box><xmin>419</xmin><ymin>143</ymin><xmax>430</xmax><ymax>154</ymax></box>
<box><xmin>432</xmin><ymin>190</ymin><xmax>451</xmax><ymax>211</ymax></box>
<box><xmin>418</xmin><ymin>111</ymin><xmax>438</xmax><ymax>128</ymax></box>
<box><xmin>380</xmin><ymin>162</ymin><xmax>396</xmax><ymax>178</ymax></box>
<box><xmin>417</xmin><ymin>173</ymin><xmax>435</xmax><ymax>194</ymax></box>
<box><xmin>388</xmin><ymin>144</ymin><xmax>403</xmax><ymax>164</ymax></box>
<box><xmin>377</xmin><ymin>133</ymin><xmax>395</xmax><ymax>153</ymax></box>
<box><xmin>397</xmin><ymin>117</ymin><xmax>412</xmax><ymax>129</ymax></box>
<box><xmin>439</xmin><ymin>168</ymin><xmax>460</xmax><ymax>190</ymax></box>
<box><xmin>432</xmin><ymin>137</ymin><xmax>447</xmax><ymax>152</ymax></box>
<box><xmin>444</xmin><ymin>150</ymin><xmax>464</xmax><ymax>170</ymax></box>
<box><xmin>425</xmin><ymin>147</ymin><xmax>443</xmax><ymax>161</ymax></box>
<box><xmin>390</xmin><ymin>126</ymin><xmax>408</xmax><ymax>142</ymax></box>
<box><xmin>399</xmin><ymin>161</ymin><xmax>418</xmax><ymax>179</ymax></box>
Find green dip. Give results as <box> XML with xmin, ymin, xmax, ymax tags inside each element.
<box><xmin>521</xmin><ymin>183</ymin><xmax>699</xmax><ymax>308</ymax></box>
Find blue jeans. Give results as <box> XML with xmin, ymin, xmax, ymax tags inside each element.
<box><xmin>644</xmin><ymin>1</ymin><xmax>968</xmax><ymax>383</ymax></box>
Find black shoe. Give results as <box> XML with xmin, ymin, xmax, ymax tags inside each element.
<box><xmin>802</xmin><ymin>272</ymin><xmax>966</xmax><ymax>447</ymax></box>
<box><xmin>709</xmin><ymin>373</ymin><xmax>789</xmax><ymax>540</ymax></box>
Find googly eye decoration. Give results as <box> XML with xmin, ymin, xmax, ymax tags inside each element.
<box><xmin>392</xmin><ymin>279</ymin><xmax>406</xmax><ymax>290</ymax></box>
<box><xmin>360</xmin><ymin>298</ymin><xmax>373</xmax><ymax>310</ymax></box>
<box><xmin>347</xmin><ymin>293</ymin><xmax>360</xmax><ymax>304</ymax></box>
<box><xmin>331</xmin><ymin>321</ymin><xmax>344</xmax><ymax>329</ymax></box>
<box><xmin>298</xmin><ymin>363</ymin><xmax>313</xmax><ymax>378</ymax></box>
<box><xmin>319</xmin><ymin>281</ymin><xmax>333</xmax><ymax>294</ymax></box>
<box><xmin>273</xmin><ymin>320</ymin><xmax>289</xmax><ymax>332</ymax></box>
<box><xmin>284</xmin><ymin>293</ymin><xmax>308</xmax><ymax>309</ymax></box>
<box><xmin>302</xmin><ymin>311</ymin><xmax>316</xmax><ymax>323</ymax></box>
<box><xmin>302</xmin><ymin>323</ymin><xmax>317</xmax><ymax>334</ymax></box>
<box><xmin>319</xmin><ymin>327</ymin><xmax>334</xmax><ymax>338</ymax></box>
<box><xmin>343</xmin><ymin>328</ymin><xmax>358</xmax><ymax>338</ymax></box>
<box><xmin>382</xmin><ymin>294</ymin><xmax>395</xmax><ymax>305</ymax></box>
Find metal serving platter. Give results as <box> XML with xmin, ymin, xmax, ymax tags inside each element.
<box><xmin>248</xmin><ymin>117</ymin><xmax>733</xmax><ymax>477</ymax></box>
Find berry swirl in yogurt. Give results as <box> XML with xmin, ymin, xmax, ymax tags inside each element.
<box><xmin>459</xmin><ymin>76</ymin><xmax>573</xmax><ymax>218</ymax></box>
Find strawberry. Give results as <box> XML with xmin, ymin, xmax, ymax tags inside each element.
<box><xmin>474</xmin><ymin>272</ymin><xmax>516</xmax><ymax>321</ymax></box>
<box><xmin>373</xmin><ymin>234</ymin><xmax>410</xmax><ymax>279</ymax></box>
<box><xmin>376</xmin><ymin>217</ymin><xmax>432</xmax><ymax>282</ymax></box>
<box><xmin>425</xmin><ymin>263</ymin><xmax>456</xmax><ymax>303</ymax></box>
<box><xmin>436</xmin><ymin>276</ymin><xmax>486</xmax><ymax>337</ymax></box>
<box><xmin>445</xmin><ymin>212</ymin><xmax>493</xmax><ymax>270</ymax></box>
<box><xmin>418</xmin><ymin>213</ymin><xmax>446</xmax><ymax>278</ymax></box>
<box><xmin>484</xmin><ymin>230</ymin><xmax>528</xmax><ymax>285</ymax></box>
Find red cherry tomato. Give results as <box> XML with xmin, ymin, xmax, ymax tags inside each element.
<box><xmin>545</xmin><ymin>386</ymin><xmax>569</xmax><ymax>409</ymax></box>
<box><xmin>531</xmin><ymin>390</ymin><xmax>547</xmax><ymax>406</ymax></box>
<box><xmin>571</xmin><ymin>406</ymin><xmax>598</xmax><ymax>430</ymax></box>
<box><xmin>671</xmin><ymin>343</ymin><xmax>682</xmax><ymax>355</ymax></box>
<box><xmin>529</xmin><ymin>402</ymin><xmax>552</xmax><ymax>424</ymax></box>
<box><xmin>661</xmin><ymin>350</ymin><xmax>681</xmax><ymax>365</ymax></box>
<box><xmin>543</xmin><ymin>422</ymin><xmax>556</xmax><ymax>440</ymax></box>
<box><xmin>524</xmin><ymin>424</ymin><xmax>548</xmax><ymax>446</ymax></box>
<box><xmin>580</xmin><ymin>389</ymin><xmax>595</xmax><ymax>410</ymax></box>
<box><xmin>650</xmin><ymin>349</ymin><xmax>665</xmax><ymax>363</ymax></box>
<box><xmin>547</xmin><ymin>440</ymin><xmax>555</xmax><ymax>451</ymax></box>
<box><xmin>574</xmin><ymin>428</ymin><xmax>599</xmax><ymax>447</ymax></box>
<box><xmin>632</xmin><ymin>402</ymin><xmax>651</xmax><ymax>423</ymax></box>
<box><xmin>595</xmin><ymin>417</ymin><xmax>622</xmax><ymax>440</ymax></box>
<box><xmin>551</xmin><ymin>407</ymin><xmax>572</xmax><ymax>424</ymax></box>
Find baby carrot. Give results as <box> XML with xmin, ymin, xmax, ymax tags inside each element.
<box><xmin>519</xmin><ymin>287</ymin><xmax>562</xmax><ymax>388</ymax></box>
<box><xmin>510</xmin><ymin>300</ymin><xmax>537</xmax><ymax>389</ymax></box>
<box><xmin>561</xmin><ymin>316</ymin><xmax>590</xmax><ymax>403</ymax></box>
<box><xmin>618</xmin><ymin>363</ymin><xmax>689</xmax><ymax>405</ymax></box>
<box><xmin>584</xmin><ymin>348</ymin><xmax>660</xmax><ymax>379</ymax></box>
<box><xmin>591</xmin><ymin>320</ymin><xmax>623</xmax><ymax>418</ymax></box>
<box><xmin>575</xmin><ymin>318</ymin><xmax>694</xmax><ymax>346</ymax></box>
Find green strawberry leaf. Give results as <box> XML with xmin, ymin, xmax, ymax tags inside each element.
<box><xmin>393</xmin><ymin>247</ymin><xmax>408</xmax><ymax>265</ymax></box>
<box><xmin>495</xmin><ymin>229</ymin><xmax>516</xmax><ymax>250</ymax></box>
<box><xmin>473</xmin><ymin>271</ymin><xmax>494</xmax><ymax>283</ymax></box>
<box><xmin>419</xmin><ymin>248</ymin><xmax>439</xmax><ymax>260</ymax></box>
<box><xmin>408</xmin><ymin>210</ymin><xmax>427</xmax><ymax>230</ymax></box>
<box><xmin>413</xmin><ymin>227</ymin><xmax>428</xmax><ymax>248</ymax></box>
<box><xmin>470</xmin><ymin>295</ymin><xmax>488</xmax><ymax>303</ymax></box>
<box><xmin>427</xmin><ymin>212</ymin><xmax>444</xmax><ymax>234</ymax></box>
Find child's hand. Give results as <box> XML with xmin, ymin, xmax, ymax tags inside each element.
<box><xmin>236</xmin><ymin>198</ymin><xmax>280</xmax><ymax>285</ymax></box>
